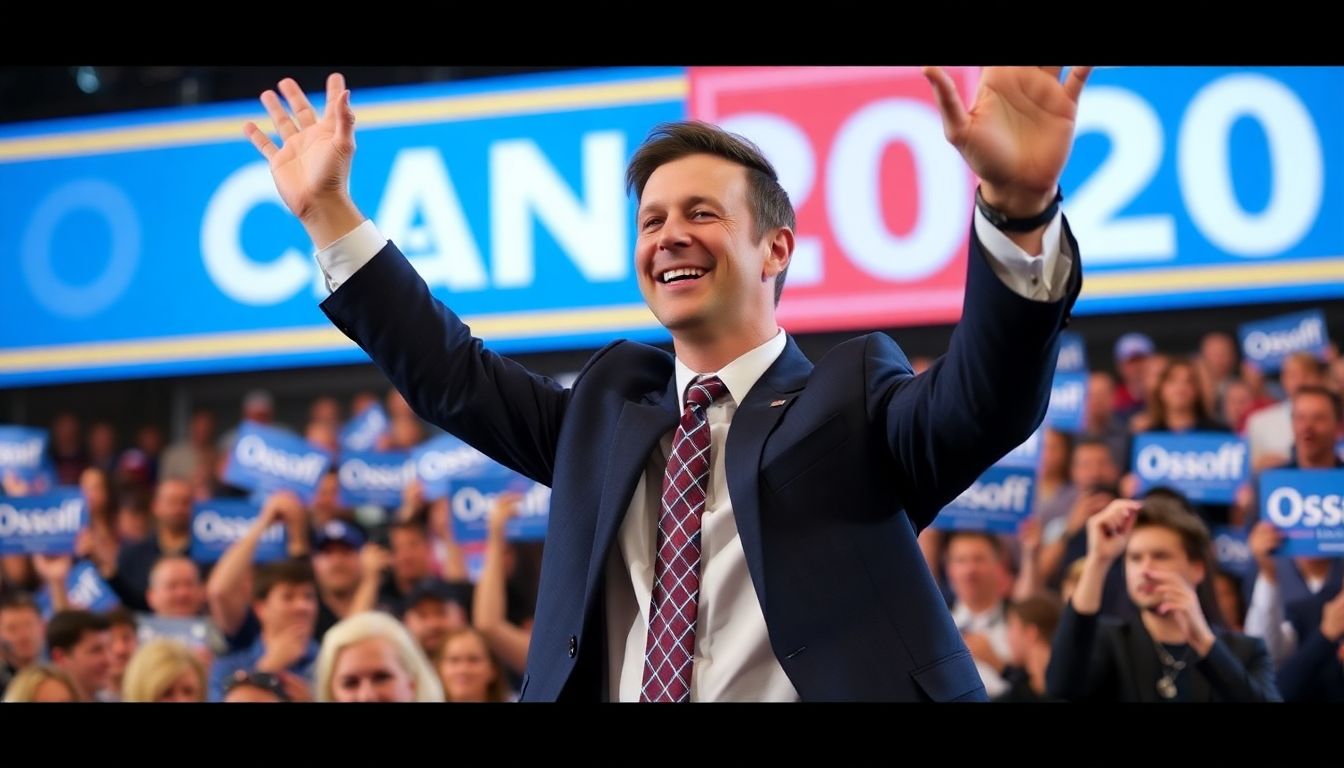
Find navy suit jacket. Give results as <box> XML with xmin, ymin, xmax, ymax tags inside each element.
<box><xmin>320</xmin><ymin>221</ymin><xmax>1082</xmax><ymax>701</ymax></box>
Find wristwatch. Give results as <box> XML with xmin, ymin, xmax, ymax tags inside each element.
<box><xmin>975</xmin><ymin>185</ymin><xmax>1063</xmax><ymax>232</ymax></box>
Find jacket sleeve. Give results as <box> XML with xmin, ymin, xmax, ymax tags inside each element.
<box><xmin>1046</xmin><ymin>601</ymin><xmax>1117</xmax><ymax>701</ymax></box>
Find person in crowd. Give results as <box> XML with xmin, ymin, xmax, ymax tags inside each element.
<box><xmin>86</xmin><ymin>420</ymin><xmax>119</xmax><ymax>479</ymax></box>
<box><xmin>1033</xmin><ymin>429</ymin><xmax>1073</xmax><ymax>521</ymax></box>
<box><xmin>993</xmin><ymin>593</ymin><xmax>1063</xmax><ymax>702</ymax></box>
<box><xmin>474</xmin><ymin>494</ymin><xmax>534</xmax><ymax>677</ymax></box>
<box><xmin>121</xmin><ymin>637</ymin><xmax>207</xmax><ymax>702</ymax></box>
<box><xmin>50</xmin><ymin>411</ymin><xmax>88</xmax><ymax>486</ymax></box>
<box><xmin>944</xmin><ymin>532</ymin><xmax>1014</xmax><ymax>697</ymax></box>
<box><xmin>1046</xmin><ymin>496</ymin><xmax>1280</xmax><ymax>702</ymax></box>
<box><xmin>45</xmin><ymin>609</ymin><xmax>113</xmax><ymax>701</ymax></box>
<box><xmin>221</xmin><ymin>669</ymin><xmax>297</xmax><ymax>703</ymax></box>
<box><xmin>146</xmin><ymin>555</ymin><xmax>208</xmax><ymax>618</ymax></box>
<box><xmin>1221</xmin><ymin>379</ymin><xmax>1257</xmax><ymax>435</ymax></box>
<box><xmin>1081</xmin><ymin>371</ymin><xmax>1130</xmax><ymax>471</ymax></box>
<box><xmin>1036</xmin><ymin>438</ymin><xmax>1121</xmax><ymax>584</ymax></box>
<box><xmin>0</xmin><ymin>593</ymin><xmax>46</xmax><ymax>693</ymax></box>
<box><xmin>1</xmin><ymin>664</ymin><xmax>81</xmax><ymax>703</ymax></box>
<box><xmin>1276</xmin><ymin>589</ymin><xmax>1344</xmax><ymax>701</ymax></box>
<box><xmin>438</xmin><ymin>626</ymin><xmax>513</xmax><ymax>702</ymax></box>
<box><xmin>1247</xmin><ymin>352</ymin><xmax>1326</xmax><ymax>471</ymax></box>
<box><xmin>374</xmin><ymin>519</ymin><xmax>437</xmax><ymax>616</ymax></box>
<box><xmin>401</xmin><ymin>578</ymin><xmax>472</xmax><ymax>663</ymax></box>
<box><xmin>104</xmin><ymin>607</ymin><xmax>139</xmax><ymax>698</ymax></box>
<box><xmin>206</xmin><ymin>558</ymin><xmax>321</xmax><ymax>702</ymax></box>
<box><xmin>1112</xmin><ymin>333</ymin><xmax>1155</xmax><ymax>422</ymax></box>
<box><xmin>101</xmin><ymin>478</ymin><xmax>194</xmax><ymax>612</ymax></box>
<box><xmin>1196</xmin><ymin>331</ymin><xmax>1240</xmax><ymax>417</ymax></box>
<box><xmin>161</xmin><ymin>408</ymin><xmax>218</xmax><ymax>483</ymax></box>
<box><xmin>314</xmin><ymin>611</ymin><xmax>442</xmax><ymax>702</ymax></box>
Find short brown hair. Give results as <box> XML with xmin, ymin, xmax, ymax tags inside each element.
<box><xmin>1006</xmin><ymin>593</ymin><xmax>1063</xmax><ymax>641</ymax></box>
<box><xmin>252</xmin><ymin>559</ymin><xmax>316</xmax><ymax>601</ymax></box>
<box><xmin>45</xmin><ymin>610</ymin><xmax>111</xmax><ymax>655</ymax></box>
<box><xmin>625</xmin><ymin>121</ymin><xmax>796</xmax><ymax>306</ymax></box>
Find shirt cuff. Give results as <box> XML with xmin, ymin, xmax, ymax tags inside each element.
<box><xmin>973</xmin><ymin>206</ymin><xmax>1070</xmax><ymax>302</ymax></box>
<box><xmin>314</xmin><ymin>219</ymin><xmax>388</xmax><ymax>293</ymax></box>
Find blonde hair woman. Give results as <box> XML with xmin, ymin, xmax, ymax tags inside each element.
<box><xmin>2</xmin><ymin>664</ymin><xmax>81</xmax><ymax>702</ymax></box>
<box><xmin>121</xmin><ymin>638</ymin><xmax>207</xmax><ymax>702</ymax></box>
<box><xmin>315</xmin><ymin>611</ymin><xmax>443</xmax><ymax>702</ymax></box>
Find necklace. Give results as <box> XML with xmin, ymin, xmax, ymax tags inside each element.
<box><xmin>1152</xmin><ymin>639</ymin><xmax>1190</xmax><ymax>700</ymax></box>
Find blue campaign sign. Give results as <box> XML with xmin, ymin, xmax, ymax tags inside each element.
<box><xmin>932</xmin><ymin>466</ymin><xmax>1036</xmax><ymax>533</ymax></box>
<box><xmin>337</xmin><ymin>450</ymin><xmax>413</xmax><ymax>507</ymax></box>
<box><xmin>1132</xmin><ymin>432</ymin><xmax>1249</xmax><ymax>504</ymax></box>
<box><xmin>1211</xmin><ymin>526</ymin><xmax>1255</xmax><ymax>576</ymax></box>
<box><xmin>65</xmin><ymin>560</ymin><xmax>121</xmax><ymax>613</ymax></box>
<box><xmin>1260</xmin><ymin>469</ymin><xmax>1344</xmax><ymax>558</ymax></box>
<box><xmin>0</xmin><ymin>425</ymin><xmax>55</xmax><ymax>492</ymax></box>
<box><xmin>0</xmin><ymin>67</ymin><xmax>686</xmax><ymax>388</ymax></box>
<box><xmin>189</xmin><ymin>498</ymin><xmax>287</xmax><ymax>564</ymax></box>
<box><xmin>340</xmin><ymin>403</ymin><xmax>389</xmax><ymax>452</ymax></box>
<box><xmin>412</xmin><ymin>433</ymin><xmax>493</xmax><ymax>501</ymax></box>
<box><xmin>1061</xmin><ymin>68</ymin><xmax>1344</xmax><ymax>317</ymax></box>
<box><xmin>448</xmin><ymin>464</ymin><xmax>551</xmax><ymax>543</ymax></box>
<box><xmin>0</xmin><ymin>489</ymin><xmax>85</xmax><ymax>555</ymax></box>
<box><xmin>1238</xmin><ymin>309</ymin><xmax>1330</xmax><ymax>374</ymax></box>
<box><xmin>995</xmin><ymin>426</ymin><xmax>1043</xmax><ymax>471</ymax></box>
<box><xmin>222</xmin><ymin>422</ymin><xmax>331</xmax><ymax>502</ymax></box>
<box><xmin>1056</xmin><ymin>331</ymin><xmax>1088</xmax><ymax>373</ymax></box>
<box><xmin>135</xmin><ymin>615</ymin><xmax>216</xmax><ymax>649</ymax></box>
<box><xmin>1044</xmin><ymin>372</ymin><xmax>1089</xmax><ymax>433</ymax></box>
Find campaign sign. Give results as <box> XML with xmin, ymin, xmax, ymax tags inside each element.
<box><xmin>338</xmin><ymin>450</ymin><xmax>413</xmax><ymax>507</ymax></box>
<box><xmin>1211</xmin><ymin>525</ymin><xmax>1255</xmax><ymax>577</ymax></box>
<box><xmin>1132</xmin><ymin>433</ymin><xmax>1248</xmax><ymax>504</ymax></box>
<box><xmin>0</xmin><ymin>489</ymin><xmax>85</xmax><ymax>555</ymax></box>
<box><xmin>0</xmin><ymin>425</ymin><xmax>55</xmax><ymax>493</ymax></box>
<box><xmin>189</xmin><ymin>499</ymin><xmax>287</xmax><ymax>565</ymax></box>
<box><xmin>995</xmin><ymin>427</ymin><xmax>1043</xmax><ymax>471</ymax></box>
<box><xmin>448</xmin><ymin>464</ymin><xmax>550</xmax><ymax>543</ymax></box>
<box><xmin>222</xmin><ymin>422</ymin><xmax>331</xmax><ymax>502</ymax></box>
<box><xmin>1260</xmin><ymin>469</ymin><xmax>1344</xmax><ymax>558</ymax></box>
<box><xmin>1238</xmin><ymin>309</ymin><xmax>1330</xmax><ymax>374</ymax></box>
<box><xmin>1044</xmin><ymin>372</ymin><xmax>1089</xmax><ymax>433</ymax></box>
<box><xmin>412</xmin><ymin>433</ymin><xmax>493</xmax><ymax>501</ymax></box>
<box><xmin>135</xmin><ymin>615</ymin><xmax>217</xmax><ymax>650</ymax></box>
<box><xmin>1056</xmin><ymin>331</ymin><xmax>1088</xmax><ymax>373</ymax></box>
<box><xmin>932</xmin><ymin>466</ymin><xmax>1036</xmax><ymax>533</ymax></box>
<box><xmin>34</xmin><ymin>560</ymin><xmax>121</xmax><ymax>618</ymax></box>
<box><xmin>340</xmin><ymin>403</ymin><xmax>389</xmax><ymax>453</ymax></box>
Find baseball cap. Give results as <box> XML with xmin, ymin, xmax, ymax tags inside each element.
<box><xmin>402</xmin><ymin>578</ymin><xmax>474</xmax><ymax>616</ymax></box>
<box><xmin>1114</xmin><ymin>332</ymin><xmax>1155</xmax><ymax>362</ymax></box>
<box><xmin>314</xmin><ymin>519</ymin><xmax>366</xmax><ymax>550</ymax></box>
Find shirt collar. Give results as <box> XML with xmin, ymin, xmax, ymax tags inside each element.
<box><xmin>673</xmin><ymin>329</ymin><xmax>788</xmax><ymax>409</ymax></box>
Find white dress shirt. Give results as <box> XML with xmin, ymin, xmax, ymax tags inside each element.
<box><xmin>950</xmin><ymin>600</ymin><xmax>1013</xmax><ymax>698</ymax></box>
<box><xmin>314</xmin><ymin>206</ymin><xmax>1073</xmax><ymax>701</ymax></box>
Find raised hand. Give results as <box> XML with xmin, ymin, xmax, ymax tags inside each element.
<box><xmin>924</xmin><ymin>66</ymin><xmax>1093</xmax><ymax>218</ymax></box>
<box><xmin>1145</xmin><ymin>568</ymin><xmax>1216</xmax><ymax>655</ymax></box>
<box><xmin>243</xmin><ymin>73</ymin><xmax>363</xmax><ymax>248</ymax></box>
<box><xmin>1085</xmin><ymin>499</ymin><xmax>1142</xmax><ymax>564</ymax></box>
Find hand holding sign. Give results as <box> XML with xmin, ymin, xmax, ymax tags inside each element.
<box><xmin>488</xmin><ymin>492</ymin><xmax>524</xmax><ymax>539</ymax></box>
<box><xmin>1248</xmin><ymin>521</ymin><xmax>1285</xmax><ymax>583</ymax></box>
<box><xmin>32</xmin><ymin>553</ymin><xmax>73</xmax><ymax>586</ymax></box>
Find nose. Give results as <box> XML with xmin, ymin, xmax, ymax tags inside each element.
<box><xmin>357</xmin><ymin>681</ymin><xmax>380</xmax><ymax>702</ymax></box>
<box><xmin>657</xmin><ymin>214</ymin><xmax>692</xmax><ymax>251</ymax></box>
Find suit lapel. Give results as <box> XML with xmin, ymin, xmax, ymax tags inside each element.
<box><xmin>724</xmin><ymin>337</ymin><xmax>812</xmax><ymax>611</ymax></box>
<box><xmin>582</xmin><ymin>384</ymin><xmax>679</xmax><ymax>608</ymax></box>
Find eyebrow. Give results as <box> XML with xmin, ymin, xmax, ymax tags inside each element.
<box><xmin>637</xmin><ymin>195</ymin><xmax>723</xmax><ymax>220</ymax></box>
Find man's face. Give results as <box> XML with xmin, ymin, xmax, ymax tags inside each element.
<box><xmin>106</xmin><ymin>622</ymin><xmax>138</xmax><ymax>683</ymax></box>
<box><xmin>255</xmin><ymin>582</ymin><xmax>318</xmax><ymax>639</ymax></box>
<box><xmin>390</xmin><ymin>529</ymin><xmax>431</xmax><ymax>584</ymax></box>
<box><xmin>152</xmin><ymin>480</ymin><xmax>193</xmax><ymax>533</ymax></box>
<box><xmin>1292</xmin><ymin>393</ymin><xmax>1339</xmax><ymax>464</ymax></box>
<box><xmin>1071</xmin><ymin>444</ymin><xmax>1118</xmax><ymax>492</ymax></box>
<box><xmin>635</xmin><ymin>153</ymin><xmax>788</xmax><ymax>341</ymax></box>
<box><xmin>147</xmin><ymin>559</ymin><xmax>205</xmax><ymax>617</ymax></box>
<box><xmin>0</xmin><ymin>606</ymin><xmax>44</xmax><ymax>666</ymax></box>
<box><xmin>54</xmin><ymin>629</ymin><xmax>112</xmax><ymax>699</ymax></box>
<box><xmin>945</xmin><ymin>536</ymin><xmax>1000</xmax><ymax>607</ymax></box>
<box><xmin>1085</xmin><ymin>373</ymin><xmax>1115</xmax><ymax>424</ymax></box>
<box><xmin>313</xmin><ymin>543</ymin><xmax>362</xmax><ymax>594</ymax></box>
<box><xmin>1125</xmin><ymin>526</ymin><xmax>1202</xmax><ymax>612</ymax></box>
<box><xmin>403</xmin><ymin>598</ymin><xmax>466</xmax><ymax>656</ymax></box>
<box><xmin>1201</xmin><ymin>334</ymin><xmax>1237</xmax><ymax>379</ymax></box>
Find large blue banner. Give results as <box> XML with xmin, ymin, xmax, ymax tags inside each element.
<box><xmin>1260</xmin><ymin>469</ymin><xmax>1344</xmax><ymax>558</ymax></box>
<box><xmin>0</xmin><ymin>489</ymin><xmax>86</xmax><ymax>555</ymax></box>
<box><xmin>1132</xmin><ymin>432</ymin><xmax>1249</xmax><ymax>504</ymax></box>
<box><xmin>1237</xmin><ymin>309</ymin><xmax>1330</xmax><ymax>374</ymax></box>
<box><xmin>1062</xmin><ymin>67</ymin><xmax>1344</xmax><ymax>316</ymax></box>
<box><xmin>0</xmin><ymin>68</ymin><xmax>687</xmax><ymax>388</ymax></box>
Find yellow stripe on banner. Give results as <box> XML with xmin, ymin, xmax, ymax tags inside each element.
<box><xmin>1083</xmin><ymin>258</ymin><xmax>1344</xmax><ymax>298</ymax></box>
<box><xmin>0</xmin><ymin>76</ymin><xmax>688</xmax><ymax>163</ymax></box>
<box><xmin>0</xmin><ymin>304</ymin><xmax>661</xmax><ymax>374</ymax></box>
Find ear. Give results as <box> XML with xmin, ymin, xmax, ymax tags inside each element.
<box><xmin>761</xmin><ymin>226</ymin><xmax>794</xmax><ymax>281</ymax></box>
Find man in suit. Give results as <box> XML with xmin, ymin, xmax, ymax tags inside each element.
<box><xmin>1046</xmin><ymin>495</ymin><xmax>1280</xmax><ymax>702</ymax></box>
<box><xmin>243</xmin><ymin>66</ymin><xmax>1090</xmax><ymax>701</ymax></box>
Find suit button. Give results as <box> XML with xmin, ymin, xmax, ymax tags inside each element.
<box><xmin>568</xmin><ymin>635</ymin><xmax>578</xmax><ymax>658</ymax></box>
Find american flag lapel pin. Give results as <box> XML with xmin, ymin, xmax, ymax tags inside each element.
<box><xmin>769</xmin><ymin>399</ymin><xmax>787</xmax><ymax>407</ymax></box>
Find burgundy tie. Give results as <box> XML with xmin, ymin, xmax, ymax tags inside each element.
<box><xmin>640</xmin><ymin>375</ymin><xmax>727</xmax><ymax>702</ymax></box>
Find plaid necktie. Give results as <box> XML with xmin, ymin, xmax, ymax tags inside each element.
<box><xmin>640</xmin><ymin>375</ymin><xmax>728</xmax><ymax>702</ymax></box>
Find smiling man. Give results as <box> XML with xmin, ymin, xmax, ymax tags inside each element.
<box><xmin>246</xmin><ymin>66</ymin><xmax>1090</xmax><ymax>701</ymax></box>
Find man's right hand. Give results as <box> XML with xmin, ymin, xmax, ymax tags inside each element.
<box><xmin>1085</xmin><ymin>499</ymin><xmax>1142</xmax><ymax>565</ymax></box>
<box><xmin>256</xmin><ymin>622</ymin><xmax>312</xmax><ymax>674</ymax></box>
<box><xmin>243</xmin><ymin>73</ymin><xmax>365</xmax><ymax>249</ymax></box>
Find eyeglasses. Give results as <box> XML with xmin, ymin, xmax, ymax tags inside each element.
<box><xmin>223</xmin><ymin>669</ymin><xmax>290</xmax><ymax>701</ymax></box>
